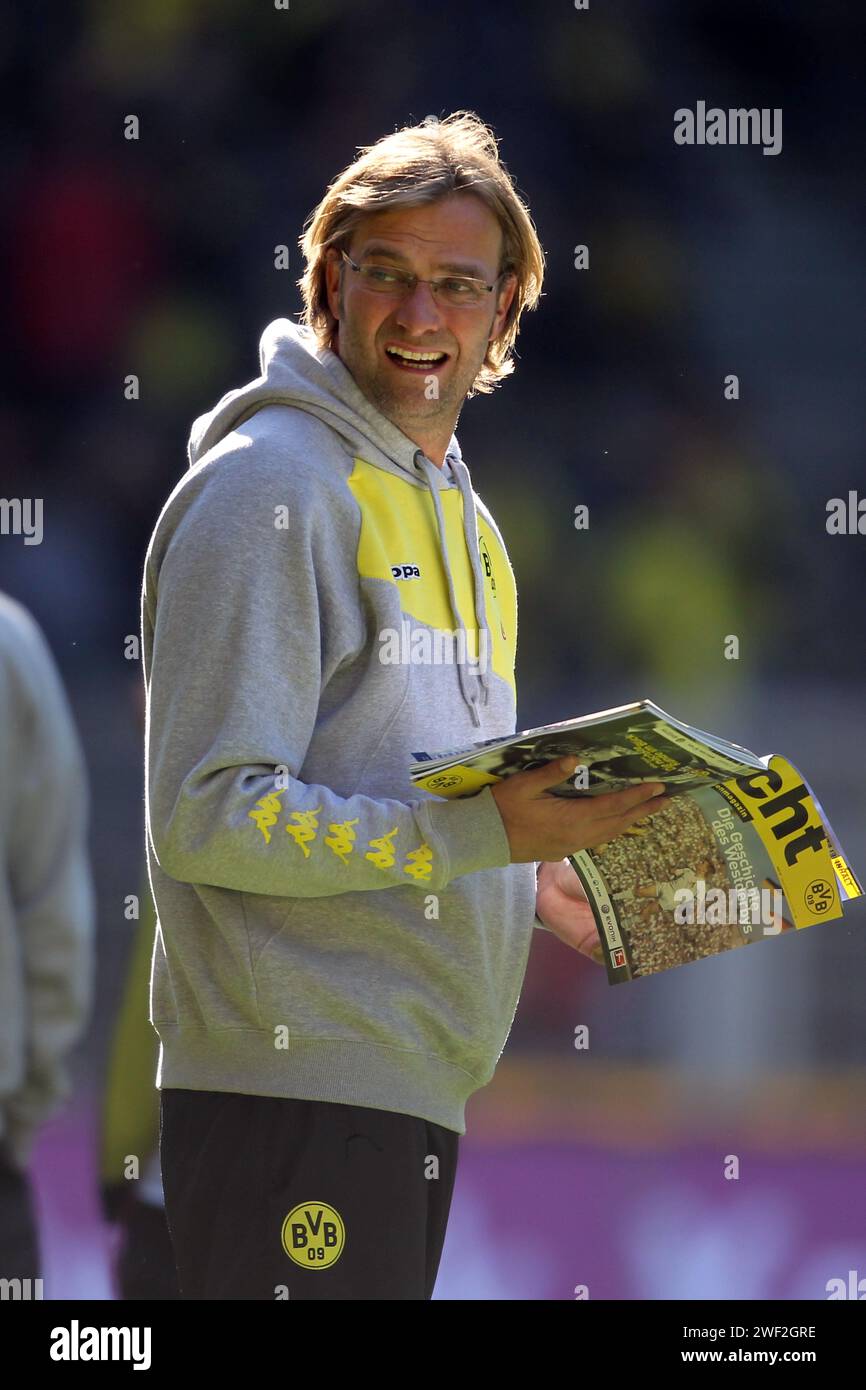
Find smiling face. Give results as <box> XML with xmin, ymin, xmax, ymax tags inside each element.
<box><xmin>324</xmin><ymin>192</ymin><xmax>517</xmax><ymax>465</ymax></box>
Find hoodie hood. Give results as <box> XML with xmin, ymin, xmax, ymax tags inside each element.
<box><xmin>187</xmin><ymin>318</ymin><xmax>493</xmax><ymax>725</ymax></box>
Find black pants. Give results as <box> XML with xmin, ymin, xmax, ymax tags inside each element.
<box><xmin>159</xmin><ymin>1089</ymin><xmax>459</xmax><ymax>1300</ymax></box>
<box><xmin>116</xmin><ymin>1200</ymin><xmax>180</xmax><ymax>1301</ymax></box>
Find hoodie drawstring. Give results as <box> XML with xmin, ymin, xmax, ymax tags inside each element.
<box><xmin>414</xmin><ymin>453</ymin><xmax>492</xmax><ymax>728</ymax></box>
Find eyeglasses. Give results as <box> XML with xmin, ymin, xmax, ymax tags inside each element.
<box><xmin>338</xmin><ymin>250</ymin><xmax>506</xmax><ymax>308</ymax></box>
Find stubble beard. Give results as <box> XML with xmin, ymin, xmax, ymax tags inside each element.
<box><xmin>348</xmin><ymin>323</ymin><xmax>467</xmax><ymax>433</ymax></box>
<box><xmin>336</xmin><ymin>292</ymin><xmax>487</xmax><ymax>437</ymax></box>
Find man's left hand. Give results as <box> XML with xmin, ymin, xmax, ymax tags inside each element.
<box><xmin>535</xmin><ymin>858</ymin><xmax>605</xmax><ymax>964</ymax></box>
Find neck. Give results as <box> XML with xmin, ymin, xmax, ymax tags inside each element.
<box><xmin>331</xmin><ymin>330</ymin><xmax>452</xmax><ymax>469</ymax></box>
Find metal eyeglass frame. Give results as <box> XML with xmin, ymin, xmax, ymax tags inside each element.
<box><xmin>338</xmin><ymin>249</ymin><xmax>505</xmax><ymax>304</ymax></box>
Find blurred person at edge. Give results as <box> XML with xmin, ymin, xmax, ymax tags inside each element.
<box><xmin>143</xmin><ymin>113</ymin><xmax>667</xmax><ymax>1302</ymax></box>
<box><xmin>100</xmin><ymin>680</ymin><xmax>178</xmax><ymax>1300</ymax></box>
<box><xmin>0</xmin><ymin>593</ymin><xmax>95</xmax><ymax>1288</ymax></box>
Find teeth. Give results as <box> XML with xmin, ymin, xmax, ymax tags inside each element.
<box><xmin>386</xmin><ymin>347</ymin><xmax>446</xmax><ymax>363</ymax></box>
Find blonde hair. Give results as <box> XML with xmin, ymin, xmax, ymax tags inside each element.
<box><xmin>297</xmin><ymin>111</ymin><xmax>545</xmax><ymax>396</ymax></box>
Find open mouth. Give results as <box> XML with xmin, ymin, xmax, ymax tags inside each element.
<box><xmin>384</xmin><ymin>344</ymin><xmax>449</xmax><ymax>372</ymax></box>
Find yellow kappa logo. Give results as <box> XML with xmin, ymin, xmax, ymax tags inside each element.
<box><xmin>281</xmin><ymin>1201</ymin><xmax>345</xmax><ymax>1269</ymax></box>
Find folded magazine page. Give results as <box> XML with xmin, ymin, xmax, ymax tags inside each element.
<box><xmin>410</xmin><ymin>699</ymin><xmax>768</xmax><ymax>799</ymax></box>
<box><xmin>411</xmin><ymin>704</ymin><xmax>862</xmax><ymax>984</ymax></box>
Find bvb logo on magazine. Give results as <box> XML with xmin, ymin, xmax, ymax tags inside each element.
<box><xmin>281</xmin><ymin>1202</ymin><xmax>345</xmax><ymax>1269</ymax></box>
<box><xmin>804</xmin><ymin>878</ymin><xmax>833</xmax><ymax>914</ymax></box>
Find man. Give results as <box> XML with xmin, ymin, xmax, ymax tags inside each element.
<box><xmin>143</xmin><ymin>112</ymin><xmax>666</xmax><ymax>1301</ymax></box>
<box><xmin>0</xmin><ymin>592</ymin><xmax>94</xmax><ymax>1287</ymax></box>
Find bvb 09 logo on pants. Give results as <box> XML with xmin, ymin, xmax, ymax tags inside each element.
<box><xmin>281</xmin><ymin>1202</ymin><xmax>345</xmax><ymax>1269</ymax></box>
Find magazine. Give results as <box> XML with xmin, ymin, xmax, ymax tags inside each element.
<box><xmin>410</xmin><ymin>700</ymin><xmax>863</xmax><ymax>984</ymax></box>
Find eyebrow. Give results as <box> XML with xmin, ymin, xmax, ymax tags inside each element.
<box><xmin>359</xmin><ymin>243</ymin><xmax>490</xmax><ymax>279</ymax></box>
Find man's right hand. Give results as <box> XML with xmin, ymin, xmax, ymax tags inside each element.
<box><xmin>490</xmin><ymin>756</ymin><xmax>668</xmax><ymax>863</ymax></box>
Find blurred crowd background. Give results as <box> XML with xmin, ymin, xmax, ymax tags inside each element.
<box><xmin>2</xmin><ymin>0</ymin><xmax>864</xmax><ymax>1299</ymax></box>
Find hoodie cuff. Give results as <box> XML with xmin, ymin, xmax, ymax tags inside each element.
<box><xmin>422</xmin><ymin>785</ymin><xmax>512</xmax><ymax>883</ymax></box>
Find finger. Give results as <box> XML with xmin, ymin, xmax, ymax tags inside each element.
<box><xmin>583</xmin><ymin>783</ymin><xmax>670</xmax><ymax>822</ymax></box>
<box><xmin>515</xmin><ymin>754</ymin><xmax>585</xmax><ymax>793</ymax></box>
<box><xmin>586</xmin><ymin>781</ymin><xmax>667</xmax><ymax>817</ymax></box>
<box><xmin>610</xmin><ymin>792</ymin><xmax>669</xmax><ymax>830</ymax></box>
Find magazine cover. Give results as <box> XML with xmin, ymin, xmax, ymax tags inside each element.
<box><xmin>411</xmin><ymin>705</ymin><xmax>862</xmax><ymax>983</ymax></box>
<box><xmin>569</xmin><ymin>755</ymin><xmax>862</xmax><ymax>983</ymax></box>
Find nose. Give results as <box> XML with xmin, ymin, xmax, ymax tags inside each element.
<box><xmin>394</xmin><ymin>280</ymin><xmax>444</xmax><ymax>336</ymax></box>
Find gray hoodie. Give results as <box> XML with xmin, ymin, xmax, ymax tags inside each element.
<box><xmin>141</xmin><ymin>318</ymin><xmax>540</xmax><ymax>1133</ymax></box>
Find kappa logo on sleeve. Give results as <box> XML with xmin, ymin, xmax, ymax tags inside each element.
<box><xmin>248</xmin><ymin>793</ymin><xmax>433</xmax><ymax>877</ymax></box>
<box><xmin>324</xmin><ymin>818</ymin><xmax>360</xmax><ymax>863</ymax></box>
<box><xmin>404</xmin><ymin>844</ymin><xmax>434</xmax><ymax>882</ymax></box>
<box><xmin>281</xmin><ymin>1201</ymin><xmax>345</xmax><ymax>1270</ymax></box>
<box><xmin>249</xmin><ymin>791</ymin><xmax>283</xmax><ymax>844</ymax></box>
<box><xmin>365</xmin><ymin>826</ymin><xmax>399</xmax><ymax>868</ymax></box>
<box><xmin>285</xmin><ymin>806</ymin><xmax>322</xmax><ymax>857</ymax></box>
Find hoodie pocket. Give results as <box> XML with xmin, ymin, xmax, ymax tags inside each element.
<box><xmin>246</xmin><ymin>892</ymin><xmax>302</xmax><ymax>974</ymax></box>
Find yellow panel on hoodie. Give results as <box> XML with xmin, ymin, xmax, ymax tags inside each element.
<box><xmin>346</xmin><ymin>455</ymin><xmax>516</xmax><ymax>692</ymax></box>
